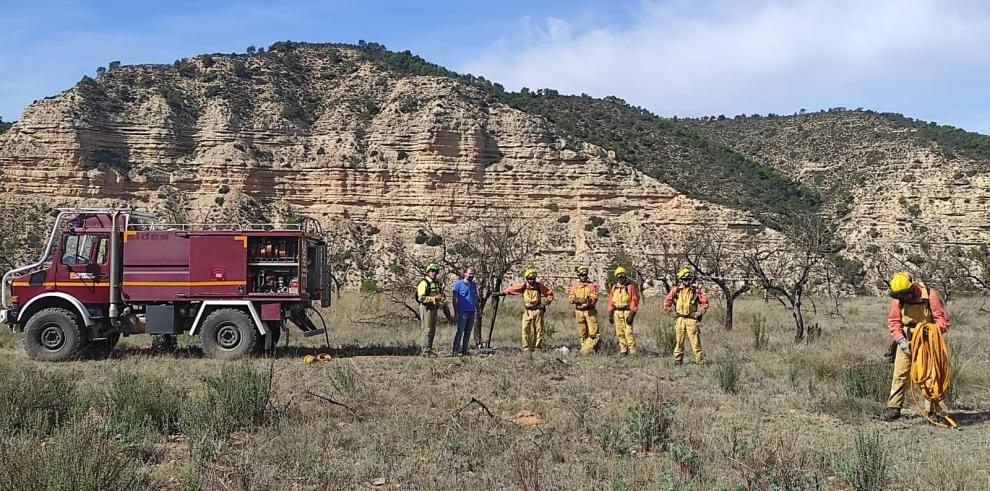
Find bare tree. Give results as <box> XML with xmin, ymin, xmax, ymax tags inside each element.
<box><xmin>324</xmin><ymin>218</ymin><xmax>377</xmax><ymax>295</ymax></box>
<box><xmin>683</xmin><ymin>229</ymin><xmax>751</xmax><ymax>331</ymax></box>
<box><xmin>352</xmin><ymin>213</ymin><xmax>537</xmax><ymax>342</ymax></box>
<box><xmin>870</xmin><ymin>236</ymin><xmax>968</xmax><ymax>303</ymax></box>
<box><xmin>440</xmin><ymin>213</ymin><xmax>538</xmax><ymax>346</ymax></box>
<box><xmin>355</xmin><ymin>230</ymin><xmax>437</xmax><ymax>325</ymax></box>
<box><xmin>895</xmin><ymin>240</ymin><xmax>967</xmax><ymax>303</ymax></box>
<box><xmin>625</xmin><ymin>226</ymin><xmax>681</xmax><ymax>293</ymax></box>
<box><xmin>744</xmin><ymin>215</ymin><xmax>839</xmax><ymax>342</ymax></box>
<box><xmin>960</xmin><ymin>244</ymin><xmax>990</xmax><ymax>295</ymax></box>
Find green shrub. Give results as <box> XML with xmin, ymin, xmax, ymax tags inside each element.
<box><xmin>843</xmin><ymin>430</ymin><xmax>889</xmax><ymax>491</ymax></box>
<box><xmin>840</xmin><ymin>361</ymin><xmax>888</xmax><ymax>402</ymax></box>
<box><xmin>714</xmin><ymin>359</ymin><xmax>741</xmax><ymax>394</ymax></box>
<box><xmin>557</xmin><ymin>215</ymin><xmax>570</xmax><ymax>223</ymax></box>
<box><xmin>596</xmin><ymin>227</ymin><xmax>611</xmax><ymax>238</ymax></box>
<box><xmin>0</xmin><ymin>361</ymin><xmax>77</xmax><ymax>436</ymax></box>
<box><xmin>593</xmin><ymin>422</ymin><xmax>626</xmax><ymax>455</ymax></box>
<box><xmin>0</xmin><ymin>420</ymin><xmax>145</xmax><ymax>490</ymax></box>
<box><xmin>103</xmin><ymin>372</ymin><xmax>185</xmax><ymax>436</ymax></box>
<box><xmin>425</xmin><ymin>234</ymin><xmax>443</xmax><ymax>247</ymax></box>
<box><xmin>625</xmin><ymin>390</ymin><xmax>675</xmax><ymax>452</ymax></box>
<box><xmin>179</xmin><ymin>365</ymin><xmax>273</xmax><ymax>440</ymax></box>
<box><xmin>359</xmin><ymin>278</ymin><xmax>378</xmax><ymax>293</ymax></box>
<box><xmin>668</xmin><ymin>443</ymin><xmax>702</xmax><ymax>480</ymax></box>
<box><xmin>329</xmin><ymin>364</ymin><xmax>361</xmax><ymax>396</ymax></box>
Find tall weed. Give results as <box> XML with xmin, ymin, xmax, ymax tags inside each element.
<box><xmin>103</xmin><ymin>371</ymin><xmax>185</xmax><ymax>436</ymax></box>
<box><xmin>714</xmin><ymin>358</ymin><xmax>741</xmax><ymax>394</ymax></box>
<box><xmin>655</xmin><ymin>320</ymin><xmax>676</xmax><ymax>355</ymax></box>
<box><xmin>0</xmin><ymin>420</ymin><xmax>145</xmax><ymax>490</ymax></box>
<box><xmin>842</xmin><ymin>430</ymin><xmax>889</xmax><ymax>491</ymax></box>
<box><xmin>625</xmin><ymin>387</ymin><xmax>675</xmax><ymax>452</ymax></box>
<box><xmin>180</xmin><ymin>364</ymin><xmax>274</xmax><ymax>441</ymax></box>
<box><xmin>0</xmin><ymin>360</ymin><xmax>77</xmax><ymax>436</ymax></box>
<box><xmin>751</xmin><ymin>314</ymin><xmax>769</xmax><ymax>350</ymax></box>
<box><xmin>840</xmin><ymin>361</ymin><xmax>888</xmax><ymax>402</ymax></box>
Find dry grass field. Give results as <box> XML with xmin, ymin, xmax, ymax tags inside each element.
<box><xmin>1</xmin><ymin>293</ymin><xmax>989</xmax><ymax>490</ymax></box>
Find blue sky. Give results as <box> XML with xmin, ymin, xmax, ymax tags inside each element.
<box><xmin>3</xmin><ymin>0</ymin><xmax>990</xmax><ymax>134</ymax></box>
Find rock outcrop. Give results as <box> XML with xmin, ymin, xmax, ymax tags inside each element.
<box><xmin>0</xmin><ymin>44</ymin><xmax>772</xmax><ymax>285</ymax></box>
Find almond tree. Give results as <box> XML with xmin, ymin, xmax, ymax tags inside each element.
<box><xmin>744</xmin><ymin>215</ymin><xmax>839</xmax><ymax>342</ymax></box>
<box><xmin>623</xmin><ymin>226</ymin><xmax>681</xmax><ymax>293</ymax></box>
<box><xmin>439</xmin><ymin>213</ymin><xmax>537</xmax><ymax>347</ymax></box>
<box><xmin>683</xmin><ymin>229</ymin><xmax>751</xmax><ymax>331</ymax></box>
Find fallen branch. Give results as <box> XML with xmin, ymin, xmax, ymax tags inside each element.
<box><xmin>454</xmin><ymin>397</ymin><xmax>497</xmax><ymax>420</ymax></box>
<box><xmin>306</xmin><ymin>390</ymin><xmax>362</xmax><ymax>421</ymax></box>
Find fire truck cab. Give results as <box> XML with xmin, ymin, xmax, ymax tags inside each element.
<box><xmin>1</xmin><ymin>208</ymin><xmax>332</xmax><ymax>361</ymax></box>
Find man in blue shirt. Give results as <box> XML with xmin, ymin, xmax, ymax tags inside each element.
<box><xmin>451</xmin><ymin>266</ymin><xmax>479</xmax><ymax>356</ymax></box>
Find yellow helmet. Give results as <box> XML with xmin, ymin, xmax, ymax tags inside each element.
<box><xmin>576</xmin><ymin>265</ymin><xmax>589</xmax><ymax>275</ymax></box>
<box><xmin>677</xmin><ymin>267</ymin><xmax>694</xmax><ymax>280</ymax></box>
<box><xmin>889</xmin><ymin>273</ymin><xmax>912</xmax><ymax>294</ymax></box>
<box><xmin>523</xmin><ymin>268</ymin><xmax>537</xmax><ymax>279</ymax></box>
<box><xmin>614</xmin><ymin>266</ymin><xmax>627</xmax><ymax>276</ymax></box>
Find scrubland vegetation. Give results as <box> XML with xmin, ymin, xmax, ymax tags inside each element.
<box><xmin>1</xmin><ymin>294</ymin><xmax>988</xmax><ymax>489</ymax></box>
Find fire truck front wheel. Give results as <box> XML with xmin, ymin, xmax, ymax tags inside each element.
<box><xmin>23</xmin><ymin>307</ymin><xmax>87</xmax><ymax>362</ymax></box>
<box><xmin>201</xmin><ymin>308</ymin><xmax>258</xmax><ymax>360</ymax></box>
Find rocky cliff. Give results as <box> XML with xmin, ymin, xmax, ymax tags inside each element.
<box><xmin>0</xmin><ymin>42</ymin><xmax>773</xmax><ymax>286</ymax></box>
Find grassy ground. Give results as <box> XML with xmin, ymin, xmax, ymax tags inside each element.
<box><xmin>1</xmin><ymin>294</ymin><xmax>989</xmax><ymax>490</ymax></box>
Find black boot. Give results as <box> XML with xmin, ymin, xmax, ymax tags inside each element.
<box><xmin>880</xmin><ymin>407</ymin><xmax>901</xmax><ymax>421</ymax></box>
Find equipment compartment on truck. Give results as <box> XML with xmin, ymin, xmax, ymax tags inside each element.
<box><xmin>247</xmin><ymin>235</ymin><xmax>301</xmax><ymax>295</ymax></box>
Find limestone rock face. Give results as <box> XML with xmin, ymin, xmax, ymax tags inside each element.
<box><xmin>0</xmin><ymin>45</ymin><xmax>770</xmax><ymax>286</ymax></box>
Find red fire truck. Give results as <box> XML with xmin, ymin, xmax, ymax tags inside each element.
<box><xmin>1</xmin><ymin>208</ymin><xmax>331</xmax><ymax>361</ymax></box>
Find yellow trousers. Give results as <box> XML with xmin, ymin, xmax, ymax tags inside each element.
<box><xmin>521</xmin><ymin>309</ymin><xmax>544</xmax><ymax>351</ymax></box>
<box><xmin>887</xmin><ymin>346</ymin><xmax>933</xmax><ymax>412</ymax></box>
<box><xmin>575</xmin><ymin>309</ymin><xmax>599</xmax><ymax>354</ymax></box>
<box><xmin>674</xmin><ymin>317</ymin><xmax>703</xmax><ymax>363</ymax></box>
<box><xmin>613</xmin><ymin>310</ymin><xmax>637</xmax><ymax>354</ymax></box>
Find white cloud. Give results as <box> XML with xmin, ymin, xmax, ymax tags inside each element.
<box><xmin>460</xmin><ymin>0</ymin><xmax>990</xmax><ymax>132</ymax></box>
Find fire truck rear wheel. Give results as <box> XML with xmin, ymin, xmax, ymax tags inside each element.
<box><xmin>23</xmin><ymin>307</ymin><xmax>87</xmax><ymax>362</ymax></box>
<box><xmin>201</xmin><ymin>308</ymin><xmax>258</xmax><ymax>360</ymax></box>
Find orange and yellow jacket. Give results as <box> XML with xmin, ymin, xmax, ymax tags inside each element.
<box><xmin>503</xmin><ymin>281</ymin><xmax>555</xmax><ymax>308</ymax></box>
<box><xmin>663</xmin><ymin>285</ymin><xmax>710</xmax><ymax>317</ymax></box>
<box><xmin>886</xmin><ymin>282</ymin><xmax>949</xmax><ymax>341</ymax></box>
<box><xmin>607</xmin><ymin>282</ymin><xmax>639</xmax><ymax>312</ymax></box>
<box><xmin>567</xmin><ymin>280</ymin><xmax>599</xmax><ymax>310</ymax></box>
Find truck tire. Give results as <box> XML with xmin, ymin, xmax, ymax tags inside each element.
<box><xmin>201</xmin><ymin>308</ymin><xmax>258</xmax><ymax>360</ymax></box>
<box><xmin>23</xmin><ymin>307</ymin><xmax>87</xmax><ymax>362</ymax></box>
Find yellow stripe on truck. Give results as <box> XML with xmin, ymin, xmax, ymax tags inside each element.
<box><xmin>11</xmin><ymin>281</ymin><xmax>246</xmax><ymax>287</ymax></box>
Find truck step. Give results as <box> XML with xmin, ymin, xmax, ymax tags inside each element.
<box><xmin>301</xmin><ymin>328</ymin><xmax>326</xmax><ymax>338</ymax></box>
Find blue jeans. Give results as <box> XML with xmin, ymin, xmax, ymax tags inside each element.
<box><xmin>453</xmin><ymin>312</ymin><xmax>475</xmax><ymax>354</ymax></box>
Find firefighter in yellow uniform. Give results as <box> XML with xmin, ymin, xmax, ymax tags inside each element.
<box><xmin>496</xmin><ymin>269</ymin><xmax>555</xmax><ymax>351</ymax></box>
<box><xmin>880</xmin><ymin>273</ymin><xmax>950</xmax><ymax>421</ymax></box>
<box><xmin>607</xmin><ymin>267</ymin><xmax>640</xmax><ymax>356</ymax></box>
<box><xmin>567</xmin><ymin>266</ymin><xmax>600</xmax><ymax>355</ymax></box>
<box><xmin>416</xmin><ymin>263</ymin><xmax>444</xmax><ymax>356</ymax></box>
<box><xmin>663</xmin><ymin>268</ymin><xmax>709</xmax><ymax>365</ymax></box>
